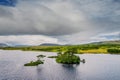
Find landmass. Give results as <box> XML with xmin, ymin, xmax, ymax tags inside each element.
<box><xmin>0</xmin><ymin>40</ymin><xmax>120</xmax><ymax>54</ymax></box>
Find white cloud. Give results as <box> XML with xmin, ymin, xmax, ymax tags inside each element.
<box><xmin>0</xmin><ymin>0</ymin><xmax>91</xmax><ymax>35</ymax></box>
<box><xmin>0</xmin><ymin>35</ymin><xmax>58</xmax><ymax>46</ymax></box>
<box><xmin>90</xmin><ymin>32</ymin><xmax>120</xmax><ymax>42</ymax></box>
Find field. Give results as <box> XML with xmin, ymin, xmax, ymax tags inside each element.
<box><xmin>0</xmin><ymin>43</ymin><xmax>120</xmax><ymax>54</ymax></box>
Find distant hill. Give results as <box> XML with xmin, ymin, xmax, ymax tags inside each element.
<box><xmin>40</xmin><ymin>43</ymin><xmax>61</xmax><ymax>46</ymax></box>
<box><xmin>91</xmin><ymin>40</ymin><xmax>120</xmax><ymax>45</ymax></box>
<box><xmin>40</xmin><ymin>40</ymin><xmax>120</xmax><ymax>46</ymax></box>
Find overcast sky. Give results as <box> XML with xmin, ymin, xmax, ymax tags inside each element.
<box><xmin>0</xmin><ymin>0</ymin><xmax>120</xmax><ymax>45</ymax></box>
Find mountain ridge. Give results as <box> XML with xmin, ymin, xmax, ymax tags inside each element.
<box><xmin>91</xmin><ymin>40</ymin><xmax>120</xmax><ymax>45</ymax></box>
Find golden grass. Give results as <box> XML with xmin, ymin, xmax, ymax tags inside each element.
<box><xmin>80</xmin><ymin>49</ymin><xmax>107</xmax><ymax>53</ymax></box>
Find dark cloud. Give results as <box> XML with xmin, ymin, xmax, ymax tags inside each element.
<box><xmin>113</xmin><ymin>0</ymin><xmax>120</xmax><ymax>2</ymax></box>
<box><xmin>0</xmin><ymin>0</ymin><xmax>85</xmax><ymax>35</ymax></box>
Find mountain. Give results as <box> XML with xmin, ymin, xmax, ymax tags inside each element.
<box><xmin>91</xmin><ymin>40</ymin><xmax>120</xmax><ymax>45</ymax></box>
<box><xmin>0</xmin><ymin>43</ymin><xmax>8</xmax><ymax>47</ymax></box>
<box><xmin>40</xmin><ymin>43</ymin><xmax>61</xmax><ymax>46</ymax></box>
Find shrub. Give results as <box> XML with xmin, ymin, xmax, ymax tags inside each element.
<box><xmin>107</xmin><ymin>48</ymin><xmax>120</xmax><ymax>54</ymax></box>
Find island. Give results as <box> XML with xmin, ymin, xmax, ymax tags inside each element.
<box><xmin>55</xmin><ymin>48</ymin><xmax>81</xmax><ymax>64</ymax></box>
<box><xmin>24</xmin><ymin>55</ymin><xmax>46</xmax><ymax>66</ymax></box>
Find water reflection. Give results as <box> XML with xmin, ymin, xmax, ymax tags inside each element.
<box><xmin>36</xmin><ymin>64</ymin><xmax>81</xmax><ymax>80</ymax></box>
<box><xmin>60</xmin><ymin>64</ymin><xmax>81</xmax><ymax>80</ymax></box>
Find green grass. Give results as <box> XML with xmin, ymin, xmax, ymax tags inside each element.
<box><xmin>80</xmin><ymin>48</ymin><xmax>107</xmax><ymax>53</ymax></box>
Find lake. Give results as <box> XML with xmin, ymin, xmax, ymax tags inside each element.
<box><xmin>0</xmin><ymin>50</ymin><xmax>120</xmax><ymax>80</ymax></box>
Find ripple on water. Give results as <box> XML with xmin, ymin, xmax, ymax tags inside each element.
<box><xmin>0</xmin><ymin>50</ymin><xmax>120</xmax><ymax>80</ymax></box>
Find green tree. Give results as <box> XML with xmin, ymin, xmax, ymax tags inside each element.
<box><xmin>37</xmin><ymin>55</ymin><xmax>46</xmax><ymax>61</ymax></box>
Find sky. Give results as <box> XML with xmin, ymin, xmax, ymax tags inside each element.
<box><xmin>0</xmin><ymin>0</ymin><xmax>120</xmax><ymax>45</ymax></box>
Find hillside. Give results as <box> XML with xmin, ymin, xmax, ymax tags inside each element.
<box><xmin>91</xmin><ymin>40</ymin><xmax>120</xmax><ymax>45</ymax></box>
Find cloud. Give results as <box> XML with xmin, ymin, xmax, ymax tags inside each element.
<box><xmin>0</xmin><ymin>0</ymin><xmax>120</xmax><ymax>44</ymax></box>
<box><xmin>0</xmin><ymin>0</ymin><xmax>90</xmax><ymax>35</ymax></box>
<box><xmin>88</xmin><ymin>32</ymin><xmax>120</xmax><ymax>43</ymax></box>
<box><xmin>0</xmin><ymin>35</ymin><xmax>58</xmax><ymax>46</ymax></box>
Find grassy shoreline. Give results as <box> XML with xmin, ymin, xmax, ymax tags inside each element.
<box><xmin>0</xmin><ymin>43</ymin><xmax>120</xmax><ymax>54</ymax></box>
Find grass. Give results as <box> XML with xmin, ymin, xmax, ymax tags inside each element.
<box><xmin>80</xmin><ymin>49</ymin><xmax>107</xmax><ymax>53</ymax></box>
<box><xmin>0</xmin><ymin>43</ymin><xmax>120</xmax><ymax>54</ymax></box>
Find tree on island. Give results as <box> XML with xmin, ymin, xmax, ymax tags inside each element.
<box><xmin>56</xmin><ymin>48</ymin><xmax>80</xmax><ymax>64</ymax></box>
<box><xmin>64</xmin><ymin>47</ymin><xmax>78</xmax><ymax>55</ymax></box>
<box><xmin>37</xmin><ymin>55</ymin><xmax>46</xmax><ymax>61</ymax></box>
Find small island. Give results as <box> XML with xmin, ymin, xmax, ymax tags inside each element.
<box><xmin>24</xmin><ymin>60</ymin><xmax>44</xmax><ymax>66</ymax></box>
<box><xmin>56</xmin><ymin>48</ymin><xmax>81</xmax><ymax>64</ymax></box>
<box><xmin>24</xmin><ymin>55</ymin><xmax>46</xmax><ymax>66</ymax></box>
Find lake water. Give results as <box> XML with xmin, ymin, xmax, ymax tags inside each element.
<box><xmin>0</xmin><ymin>50</ymin><xmax>120</xmax><ymax>80</ymax></box>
